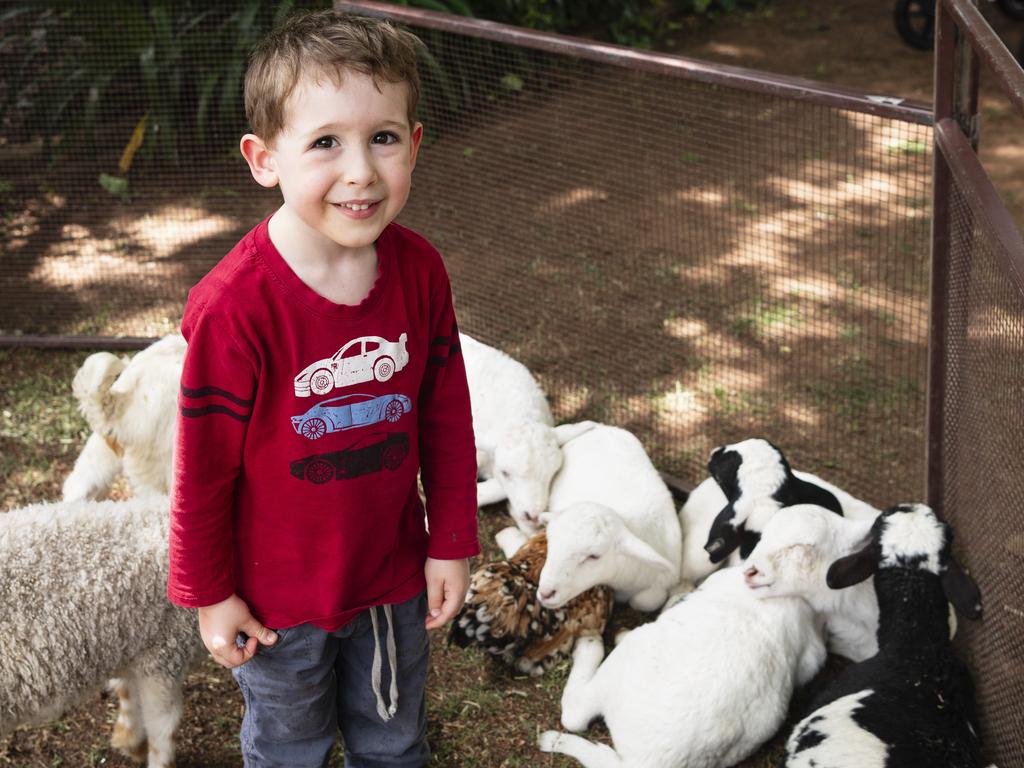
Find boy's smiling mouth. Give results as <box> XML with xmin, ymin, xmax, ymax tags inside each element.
<box><xmin>333</xmin><ymin>200</ymin><xmax>381</xmax><ymax>217</ymax></box>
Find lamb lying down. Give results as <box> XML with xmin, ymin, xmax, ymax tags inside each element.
<box><xmin>0</xmin><ymin>494</ymin><xmax>201</xmax><ymax>768</ymax></box>
<box><xmin>538</xmin><ymin>566</ymin><xmax>826</xmax><ymax>768</ymax></box>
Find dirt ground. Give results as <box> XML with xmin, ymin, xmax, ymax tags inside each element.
<box><xmin>1</xmin><ymin>1</ymin><xmax>1023</xmax><ymax>766</ymax></box>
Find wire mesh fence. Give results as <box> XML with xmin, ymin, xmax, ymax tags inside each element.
<box><xmin>1</xmin><ymin>3</ymin><xmax>935</xmax><ymax>506</ymax></box>
<box><xmin>943</xmin><ymin>179</ymin><xmax>1024</xmax><ymax>766</ymax></box>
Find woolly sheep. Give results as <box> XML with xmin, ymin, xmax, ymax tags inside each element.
<box><xmin>783</xmin><ymin>503</ymin><xmax>988</xmax><ymax>768</ymax></box>
<box><xmin>702</xmin><ymin>438</ymin><xmax>881</xmax><ymax>564</ymax></box>
<box><xmin>0</xmin><ymin>494</ymin><xmax>201</xmax><ymax>768</ymax></box>
<box><xmin>742</xmin><ymin>503</ymin><xmax>880</xmax><ymax>661</ymax></box>
<box><xmin>538</xmin><ymin>565</ymin><xmax>827</xmax><ymax>768</ymax></box>
<box><xmin>62</xmin><ymin>334</ymin><xmax>185</xmax><ymax>501</ymax></box>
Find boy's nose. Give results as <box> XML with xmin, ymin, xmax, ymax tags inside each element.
<box><xmin>342</xmin><ymin>150</ymin><xmax>377</xmax><ymax>187</ymax></box>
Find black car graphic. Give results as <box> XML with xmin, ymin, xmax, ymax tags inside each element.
<box><xmin>290</xmin><ymin>432</ymin><xmax>409</xmax><ymax>483</ymax></box>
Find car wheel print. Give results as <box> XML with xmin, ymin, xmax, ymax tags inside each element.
<box><xmin>373</xmin><ymin>357</ymin><xmax>395</xmax><ymax>382</ymax></box>
<box><xmin>384</xmin><ymin>399</ymin><xmax>405</xmax><ymax>423</ymax></box>
<box><xmin>301</xmin><ymin>417</ymin><xmax>327</xmax><ymax>440</ymax></box>
<box><xmin>306</xmin><ymin>459</ymin><xmax>334</xmax><ymax>484</ymax></box>
<box><xmin>310</xmin><ymin>369</ymin><xmax>334</xmax><ymax>395</ymax></box>
<box><xmin>382</xmin><ymin>443</ymin><xmax>406</xmax><ymax>470</ymax></box>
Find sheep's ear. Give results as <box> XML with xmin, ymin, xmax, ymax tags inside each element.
<box><xmin>704</xmin><ymin>505</ymin><xmax>742</xmax><ymax>564</ymax></box>
<box><xmin>619</xmin><ymin>532</ymin><xmax>676</xmax><ymax>575</ymax></box>
<box><xmin>826</xmin><ymin>547</ymin><xmax>876</xmax><ymax>589</ymax></box>
<box><xmin>553</xmin><ymin>421</ymin><xmax>597</xmax><ymax>446</ymax></box>
<box><xmin>109</xmin><ymin>360</ymin><xmax>145</xmax><ymax>395</ymax></box>
<box><xmin>942</xmin><ymin>561</ymin><xmax>982</xmax><ymax>620</ymax></box>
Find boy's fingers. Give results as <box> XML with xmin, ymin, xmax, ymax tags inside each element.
<box><xmin>425</xmin><ymin>584</ymin><xmax>462</xmax><ymax>630</ymax></box>
<box><xmin>240</xmin><ymin>619</ymin><xmax>278</xmax><ymax>646</ymax></box>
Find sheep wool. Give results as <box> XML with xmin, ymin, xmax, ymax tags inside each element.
<box><xmin>0</xmin><ymin>494</ymin><xmax>200</xmax><ymax>768</ymax></box>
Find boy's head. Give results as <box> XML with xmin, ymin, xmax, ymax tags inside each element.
<box><xmin>245</xmin><ymin>10</ymin><xmax>422</xmax><ymax>145</ymax></box>
<box><xmin>240</xmin><ymin>10</ymin><xmax>426</xmax><ymax>254</ymax></box>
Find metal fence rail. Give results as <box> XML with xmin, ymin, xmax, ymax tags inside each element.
<box><xmin>930</xmin><ymin>1</ymin><xmax>1024</xmax><ymax>764</ymax></box>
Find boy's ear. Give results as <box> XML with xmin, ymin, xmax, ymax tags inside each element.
<box><xmin>409</xmin><ymin>122</ymin><xmax>424</xmax><ymax>170</ymax></box>
<box><xmin>240</xmin><ymin>133</ymin><xmax>279</xmax><ymax>189</ymax></box>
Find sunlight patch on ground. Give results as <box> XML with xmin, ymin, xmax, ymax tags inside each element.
<box><xmin>545</xmin><ymin>187</ymin><xmax>609</xmax><ymax>211</ymax></box>
<box><xmin>113</xmin><ymin>206</ymin><xmax>238</xmax><ymax>259</ymax></box>
<box><xmin>702</xmin><ymin>41</ymin><xmax>766</xmax><ymax>62</ymax></box>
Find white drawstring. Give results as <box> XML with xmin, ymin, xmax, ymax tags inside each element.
<box><xmin>369</xmin><ymin>604</ymin><xmax>399</xmax><ymax>722</ymax></box>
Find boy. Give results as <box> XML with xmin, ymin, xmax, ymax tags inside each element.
<box><xmin>167</xmin><ymin>10</ymin><xmax>479</xmax><ymax>767</ymax></box>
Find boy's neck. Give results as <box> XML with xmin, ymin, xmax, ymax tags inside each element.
<box><xmin>267</xmin><ymin>206</ymin><xmax>380</xmax><ymax>307</ymax></box>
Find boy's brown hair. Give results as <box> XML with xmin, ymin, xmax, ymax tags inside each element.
<box><xmin>245</xmin><ymin>9</ymin><xmax>422</xmax><ymax>143</ymax></box>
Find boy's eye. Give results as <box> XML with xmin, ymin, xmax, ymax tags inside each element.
<box><xmin>311</xmin><ymin>136</ymin><xmax>338</xmax><ymax>150</ymax></box>
<box><xmin>371</xmin><ymin>131</ymin><xmax>400</xmax><ymax>146</ymax></box>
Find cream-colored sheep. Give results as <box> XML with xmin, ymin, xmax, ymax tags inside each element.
<box><xmin>63</xmin><ymin>334</ymin><xmax>185</xmax><ymax>501</ymax></box>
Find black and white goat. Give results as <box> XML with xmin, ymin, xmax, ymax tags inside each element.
<box><xmin>702</xmin><ymin>438</ymin><xmax>880</xmax><ymax>564</ymax></box>
<box><xmin>784</xmin><ymin>503</ymin><xmax>990</xmax><ymax>768</ymax></box>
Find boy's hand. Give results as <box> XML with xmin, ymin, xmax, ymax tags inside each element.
<box><xmin>198</xmin><ymin>593</ymin><xmax>278</xmax><ymax>669</ymax></box>
<box><xmin>424</xmin><ymin>557</ymin><xmax>470</xmax><ymax>631</ymax></box>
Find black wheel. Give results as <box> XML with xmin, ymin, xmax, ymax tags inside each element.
<box><xmin>382</xmin><ymin>443</ymin><xmax>406</xmax><ymax>470</ymax></box>
<box><xmin>997</xmin><ymin>0</ymin><xmax>1024</xmax><ymax>20</ymax></box>
<box><xmin>305</xmin><ymin>459</ymin><xmax>334</xmax><ymax>484</ymax></box>
<box><xmin>894</xmin><ymin>0</ymin><xmax>935</xmax><ymax>51</ymax></box>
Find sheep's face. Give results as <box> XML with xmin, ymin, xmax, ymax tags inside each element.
<box><xmin>106</xmin><ymin>336</ymin><xmax>185</xmax><ymax>448</ymax></box>
<box><xmin>704</xmin><ymin>438</ymin><xmax>788</xmax><ymax>562</ymax></box>
<box><xmin>494</xmin><ymin>422</ymin><xmax>562</xmax><ymax>533</ymax></box>
<box><xmin>536</xmin><ymin>503</ymin><xmax>616</xmax><ymax>608</ymax></box>
<box><xmin>744</xmin><ymin>506</ymin><xmax>835</xmax><ymax>598</ymax></box>
<box><xmin>827</xmin><ymin>503</ymin><xmax>983</xmax><ymax>620</ymax></box>
<box><xmin>72</xmin><ymin>352</ymin><xmax>129</xmax><ymax>432</ymax></box>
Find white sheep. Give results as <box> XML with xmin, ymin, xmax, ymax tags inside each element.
<box><xmin>538</xmin><ymin>565</ymin><xmax>827</xmax><ymax>768</ymax></box>
<box><xmin>531</xmin><ymin>424</ymin><xmax>683</xmax><ymax>611</ymax></box>
<box><xmin>538</xmin><ymin>501</ymin><xmax>682</xmax><ymax>612</ymax></box>
<box><xmin>0</xmin><ymin>494</ymin><xmax>200</xmax><ymax>768</ymax></box>
<box><xmin>62</xmin><ymin>334</ymin><xmax>185</xmax><ymax>502</ymax></box>
<box><xmin>461</xmin><ymin>333</ymin><xmax>596</xmax><ymax>528</ymax></box>
<box><xmin>742</xmin><ymin>503</ymin><xmax>880</xmax><ymax>661</ymax></box>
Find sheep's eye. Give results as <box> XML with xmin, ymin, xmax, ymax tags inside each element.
<box><xmin>585</xmin><ymin>554</ymin><xmax>601</xmax><ymax>561</ymax></box>
<box><xmin>500</xmin><ymin>470</ymin><xmax>511</xmax><ymax>479</ymax></box>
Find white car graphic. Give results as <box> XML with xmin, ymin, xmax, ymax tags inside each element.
<box><xmin>294</xmin><ymin>333</ymin><xmax>409</xmax><ymax>397</ymax></box>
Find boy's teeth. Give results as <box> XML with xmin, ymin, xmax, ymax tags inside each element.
<box><xmin>343</xmin><ymin>203</ymin><xmax>371</xmax><ymax>211</ymax></box>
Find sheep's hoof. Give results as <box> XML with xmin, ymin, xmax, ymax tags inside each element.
<box><xmin>537</xmin><ymin>730</ymin><xmax>562</xmax><ymax>752</ymax></box>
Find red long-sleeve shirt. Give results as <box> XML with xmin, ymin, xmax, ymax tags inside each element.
<box><xmin>167</xmin><ymin>218</ymin><xmax>479</xmax><ymax>630</ymax></box>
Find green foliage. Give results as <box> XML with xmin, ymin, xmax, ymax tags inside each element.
<box><xmin>0</xmin><ymin>0</ymin><xmax>324</xmax><ymax>165</ymax></box>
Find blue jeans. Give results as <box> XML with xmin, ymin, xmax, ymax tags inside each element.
<box><xmin>232</xmin><ymin>591</ymin><xmax>431</xmax><ymax>768</ymax></box>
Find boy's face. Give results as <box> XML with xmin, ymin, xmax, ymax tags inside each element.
<box><xmin>255</xmin><ymin>70</ymin><xmax>422</xmax><ymax>253</ymax></box>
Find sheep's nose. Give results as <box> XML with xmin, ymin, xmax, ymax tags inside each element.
<box><xmin>539</xmin><ymin>588</ymin><xmax>556</xmax><ymax>602</ymax></box>
<box><xmin>523</xmin><ymin>511</ymin><xmax>539</xmax><ymax>524</ymax></box>
<box><xmin>743</xmin><ymin>566</ymin><xmax>760</xmax><ymax>586</ymax></box>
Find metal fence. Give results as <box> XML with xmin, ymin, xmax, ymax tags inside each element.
<box><xmin>929</xmin><ymin>1</ymin><xmax>1024</xmax><ymax>764</ymax></box>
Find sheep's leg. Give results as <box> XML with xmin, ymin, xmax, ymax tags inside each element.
<box><xmin>476</xmin><ymin>478</ymin><xmax>507</xmax><ymax>507</ymax></box>
<box><xmin>108</xmin><ymin>677</ymin><xmax>147</xmax><ymax>762</ymax></box>
<box><xmin>136</xmin><ymin>673</ymin><xmax>182</xmax><ymax>768</ymax></box>
<box><xmin>628</xmin><ymin>585</ymin><xmax>669</xmax><ymax>613</ymax></box>
<box><xmin>538</xmin><ymin>731</ymin><xmax>623</xmax><ymax>768</ymax></box>
<box><xmin>494</xmin><ymin>526</ymin><xmax>528</xmax><ymax>558</ymax></box>
<box><xmin>62</xmin><ymin>432</ymin><xmax>122</xmax><ymax>502</ymax></box>
<box><xmin>559</xmin><ymin>634</ymin><xmax>605</xmax><ymax>733</ymax></box>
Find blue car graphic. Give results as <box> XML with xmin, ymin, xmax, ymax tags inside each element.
<box><xmin>291</xmin><ymin>393</ymin><xmax>412</xmax><ymax>440</ymax></box>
